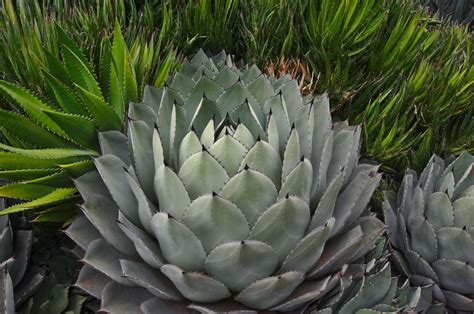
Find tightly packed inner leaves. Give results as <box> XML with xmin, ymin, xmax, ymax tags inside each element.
<box><xmin>66</xmin><ymin>51</ymin><xmax>385</xmax><ymax>312</ymax></box>
<box><xmin>384</xmin><ymin>152</ymin><xmax>474</xmax><ymax>312</ymax></box>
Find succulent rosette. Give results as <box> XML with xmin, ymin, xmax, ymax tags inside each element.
<box><xmin>66</xmin><ymin>51</ymin><xmax>384</xmax><ymax>312</ymax></box>
<box><xmin>0</xmin><ymin>197</ymin><xmax>46</xmax><ymax>313</ymax></box>
<box><xmin>384</xmin><ymin>152</ymin><xmax>474</xmax><ymax>312</ymax></box>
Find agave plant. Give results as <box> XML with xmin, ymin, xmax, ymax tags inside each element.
<box><xmin>0</xmin><ymin>197</ymin><xmax>46</xmax><ymax>313</ymax></box>
<box><xmin>317</xmin><ymin>239</ymin><xmax>431</xmax><ymax>313</ymax></box>
<box><xmin>66</xmin><ymin>50</ymin><xmax>384</xmax><ymax>312</ymax></box>
<box><xmin>0</xmin><ymin>23</ymin><xmax>154</xmax><ymax>222</ymax></box>
<box><xmin>384</xmin><ymin>151</ymin><xmax>474</xmax><ymax>312</ymax></box>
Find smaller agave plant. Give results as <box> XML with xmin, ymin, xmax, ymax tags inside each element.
<box><xmin>66</xmin><ymin>50</ymin><xmax>385</xmax><ymax>312</ymax></box>
<box><xmin>384</xmin><ymin>151</ymin><xmax>474</xmax><ymax>312</ymax></box>
<box><xmin>0</xmin><ymin>197</ymin><xmax>46</xmax><ymax>313</ymax></box>
<box><xmin>317</xmin><ymin>240</ymin><xmax>429</xmax><ymax>313</ymax></box>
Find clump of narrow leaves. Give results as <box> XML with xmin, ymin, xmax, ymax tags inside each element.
<box><xmin>66</xmin><ymin>51</ymin><xmax>385</xmax><ymax>312</ymax></box>
<box><xmin>384</xmin><ymin>151</ymin><xmax>474</xmax><ymax>312</ymax></box>
<box><xmin>0</xmin><ymin>24</ymin><xmax>141</xmax><ymax>222</ymax></box>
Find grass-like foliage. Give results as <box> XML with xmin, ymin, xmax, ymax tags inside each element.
<box><xmin>0</xmin><ymin>0</ymin><xmax>472</xmax><ymax>222</ymax></box>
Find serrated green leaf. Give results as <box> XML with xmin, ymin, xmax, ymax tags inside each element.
<box><xmin>0</xmin><ymin>143</ymin><xmax>97</xmax><ymax>159</ymax></box>
<box><xmin>0</xmin><ymin>188</ymin><xmax>77</xmax><ymax>215</ymax></box>
<box><xmin>0</xmin><ymin>182</ymin><xmax>56</xmax><ymax>200</ymax></box>
<box><xmin>42</xmin><ymin>110</ymin><xmax>99</xmax><ymax>150</ymax></box>
<box><xmin>33</xmin><ymin>203</ymin><xmax>77</xmax><ymax>223</ymax></box>
<box><xmin>74</xmin><ymin>84</ymin><xmax>122</xmax><ymax>131</ymax></box>
<box><xmin>58</xmin><ymin>160</ymin><xmax>94</xmax><ymax>177</ymax></box>
<box><xmin>62</xmin><ymin>45</ymin><xmax>102</xmax><ymax>98</ymax></box>
<box><xmin>0</xmin><ymin>168</ymin><xmax>57</xmax><ymax>181</ymax></box>
<box><xmin>43</xmin><ymin>70</ymin><xmax>88</xmax><ymax>116</ymax></box>
<box><xmin>0</xmin><ymin>80</ymin><xmax>69</xmax><ymax>138</ymax></box>
<box><xmin>0</xmin><ymin>109</ymin><xmax>71</xmax><ymax>148</ymax></box>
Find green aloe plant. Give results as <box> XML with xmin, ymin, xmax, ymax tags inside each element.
<box><xmin>0</xmin><ymin>23</ymin><xmax>171</xmax><ymax>222</ymax></box>
<box><xmin>66</xmin><ymin>50</ymin><xmax>384</xmax><ymax>312</ymax></box>
<box><xmin>384</xmin><ymin>151</ymin><xmax>474</xmax><ymax>312</ymax></box>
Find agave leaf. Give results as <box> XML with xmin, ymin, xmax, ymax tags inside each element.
<box><xmin>234</xmin><ymin>271</ymin><xmax>304</xmax><ymax>310</ymax></box>
<box><xmin>183</xmin><ymin>195</ymin><xmax>250</xmax><ymax>252</ymax></box>
<box><xmin>101</xmin><ymin>281</ymin><xmax>153</xmax><ymax>313</ymax></box>
<box><xmin>453</xmin><ymin>197</ymin><xmax>474</xmax><ymax>228</ymax></box>
<box><xmin>0</xmin><ymin>267</ymin><xmax>15</xmax><ymax>314</ymax></box>
<box><xmin>220</xmin><ymin>169</ymin><xmax>278</xmax><ymax>226</ymax></box>
<box><xmin>239</xmin><ymin>141</ymin><xmax>282</xmax><ymax>188</ymax></box>
<box><xmin>61</xmin><ymin>45</ymin><xmax>102</xmax><ymax>98</ymax></box>
<box><xmin>42</xmin><ymin>110</ymin><xmax>99</xmax><ymax>150</ymax></box>
<box><xmin>0</xmin><ymin>169</ymin><xmax>57</xmax><ymax>182</ymax></box>
<box><xmin>129</xmin><ymin>120</ymin><xmax>155</xmax><ymax>199</ymax></box>
<box><xmin>80</xmin><ymin>193</ymin><xmax>135</xmax><ymax>256</ymax></box>
<box><xmin>161</xmin><ymin>264</ymin><xmax>231</xmax><ymax>303</ymax></box>
<box><xmin>282</xmin><ymin>128</ymin><xmax>301</xmax><ymax>182</ymax></box>
<box><xmin>0</xmin><ymin>109</ymin><xmax>71</xmax><ymax>148</ymax></box>
<box><xmin>120</xmin><ymin>259</ymin><xmax>183</xmax><ymax>301</ymax></box>
<box><xmin>178</xmin><ymin>151</ymin><xmax>229</xmax><ymax>200</ymax></box>
<box><xmin>154</xmin><ymin>165</ymin><xmax>190</xmax><ymax>220</ymax></box>
<box><xmin>151</xmin><ymin>213</ymin><xmax>206</xmax><ymax>272</ymax></box>
<box><xmin>278</xmin><ymin>218</ymin><xmax>334</xmax><ymax>274</ymax></box>
<box><xmin>0</xmin><ymin>188</ymin><xmax>76</xmax><ymax>215</ymax></box>
<box><xmin>74</xmin><ymin>84</ymin><xmax>122</xmax><ymax>131</ymax></box>
<box><xmin>0</xmin><ymin>143</ymin><xmax>97</xmax><ymax>159</ymax></box>
<box><xmin>0</xmin><ymin>183</ymin><xmax>56</xmax><ymax>201</ymax></box>
<box><xmin>437</xmin><ymin>227</ymin><xmax>474</xmax><ymax>265</ymax></box>
<box><xmin>0</xmin><ymin>81</ymin><xmax>68</xmax><ymax>138</ymax></box>
<box><xmin>98</xmin><ymin>131</ymin><xmax>130</xmax><ymax>165</ymax></box>
<box><xmin>125</xmin><ymin>173</ymin><xmax>157</xmax><ymax>234</ymax></box>
<box><xmin>249</xmin><ymin>196</ymin><xmax>310</xmax><ymax>262</ymax></box>
<box><xmin>117</xmin><ymin>211</ymin><xmax>166</xmax><ymax>269</ymax></box>
<box><xmin>432</xmin><ymin>260</ymin><xmax>474</xmax><ymax>295</ymax></box>
<box><xmin>42</xmin><ymin>70</ymin><xmax>88</xmax><ymax>116</ymax></box>
<box><xmin>425</xmin><ymin>192</ymin><xmax>454</xmax><ymax>229</ymax></box>
<box><xmin>209</xmin><ymin>135</ymin><xmax>247</xmax><ymax>176</ymax></box>
<box><xmin>179</xmin><ymin>131</ymin><xmax>202</xmax><ymax>168</ymax></box>
<box><xmin>94</xmin><ymin>155</ymin><xmax>139</xmax><ymax>225</ymax></box>
<box><xmin>128</xmin><ymin>102</ymin><xmax>157</xmax><ymax>129</ymax></box>
<box><xmin>204</xmin><ymin>241</ymin><xmax>278</xmax><ymax>292</ymax></box>
<box><xmin>278</xmin><ymin>158</ymin><xmax>313</xmax><ymax>203</ymax></box>
<box><xmin>83</xmin><ymin>239</ymin><xmax>131</xmax><ymax>285</ymax></box>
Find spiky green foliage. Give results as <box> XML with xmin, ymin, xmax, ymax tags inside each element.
<box><xmin>65</xmin><ymin>51</ymin><xmax>385</xmax><ymax>312</ymax></box>
<box><xmin>0</xmin><ymin>197</ymin><xmax>46</xmax><ymax>313</ymax></box>
<box><xmin>0</xmin><ymin>25</ymin><xmax>150</xmax><ymax>221</ymax></box>
<box><xmin>0</xmin><ymin>0</ymin><xmax>176</xmax><ymax>93</ymax></box>
<box><xmin>384</xmin><ymin>151</ymin><xmax>474</xmax><ymax>312</ymax></box>
<box><xmin>1</xmin><ymin>0</ymin><xmax>472</xmax><ymax>173</ymax></box>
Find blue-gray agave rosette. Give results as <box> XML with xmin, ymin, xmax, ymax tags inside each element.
<box><xmin>384</xmin><ymin>152</ymin><xmax>474</xmax><ymax>312</ymax></box>
<box><xmin>66</xmin><ymin>51</ymin><xmax>384</xmax><ymax>313</ymax></box>
<box><xmin>0</xmin><ymin>198</ymin><xmax>46</xmax><ymax>313</ymax></box>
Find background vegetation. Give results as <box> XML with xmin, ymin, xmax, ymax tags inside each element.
<box><xmin>0</xmin><ymin>0</ymin><xmax>472</xmax><ymax>219</ymax></box>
